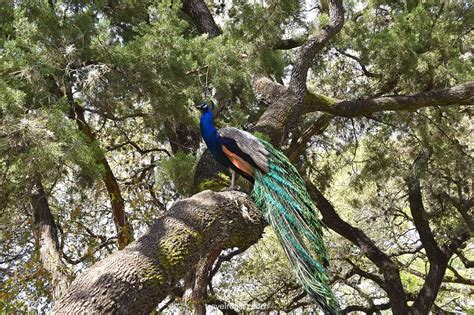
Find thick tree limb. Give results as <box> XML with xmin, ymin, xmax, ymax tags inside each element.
<box><xmin>30</xmin><ymin>176</ymin><xmax>69</xmax><ymax>301</ymax></box>
<box><xmin>256</xmin><ymin>78</ymin><xmax>473</xmax><ymax>121</ymax></box>
<box><xmin>52</xmin><ymin>190</ymin><xmax>263</xmax><ymax>314</ymax></box>
<box><xmin>273</xmin><ymin>36</ymin><xmax>308</xmax><ymax>50</ymax></box>
<box><xmin>406</xmin><ymin>151</ymin><xmax>444</xmax><ymax>264</ymax></box>
<box><xmin>190</xmin><ymin>246</ymin><xmax>223</xmax><ymax>315</ymax></box>
<box><xmin>342</xmin><ymin>302</ymin><xmax>391</xmax><ymax>314</ymax></box>
<box><xmin>319</xmin><ymin>81</ymin><xmax>474</xmax><ymax>117</ymax></box>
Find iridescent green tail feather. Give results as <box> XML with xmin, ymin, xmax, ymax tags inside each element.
<box><xmin>251</xmin><ymin>140</ymin><xmax>340</xmax><ymax>315</ymax></box>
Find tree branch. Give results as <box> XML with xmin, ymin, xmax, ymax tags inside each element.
<box><xmin>406</xmin><ymin>150</ymin><xmax>451</xmax><ymax>314</ymax></box>
<box><xmin>64</xmin><ymin>84</ymin><xmax>134</xmax><ymax>249</ymax></box>
<box><xmin>342</xmin><ymin>302</ymin><xmax>391</xmax><ymax>314</ymax></box>
<box><xmin>52</xmin><ymin>191</ymin><xmax>263</xmax><ymax>314</ymax></box>
<box><xmin>305</xmin><ymin>179</ymin><xmax>410</xmax><ymax>314</ymax></box>
<box><xmin>288</xmin><ymin>113</ymin><xmax>333</xmax><ymax>162</ymax></box>
<box><xmin>335</xmin><ymin>48</ymin><xmax>381</xmax><ymax>78</ymax></box>
<box><xmin>273</xmin><ymin>35</ymin><xmax>308</xmax><ymax>50</ymax></box>
<box><xmin>406</xmin><ymin>150</ymin><xmax>444</xmax><ymax>262</ymax></box>
<box><xmin>253</xmin><ymin>77</ymin><xmax>337</xmax><ymax>144</ymax></box>
<box><xmin>317</xmin><ymin>81</ymin><xmax>474</xmax><ymax>117</ymax></box>
<box><xmin>181</xmin><ymin>0</ymin><xmax>221</xmax><ymax>38</ymax></box>
<box><xmin>445</xmin><ymin>265</ymin><xmax>474</xmax><ymax>286</ymax></box>
<box><xmin>289</xmin><ymin>0</ymin><xmax>344</xmax><ymax>95</ymax></box>
<box><xmin>254</xmin><ymin>0</ymin><xmax>344</xmax><ymax>144</ymax></box>
<box><xmin>346</xmin><ymin>259</ymin><xmax>385</xmax><ymax>288</ymax></box>
<box><xmin>454</xmin><ymin>249</ymin><xmax>474</xmax><ymax>269</ymax></box>
<box><xmin>210</xmin><ymin>248</ymin><xmax>245</xmax><ymax>280</ymax></box>
<box><xmin>30</xmin><ymin>176</ymin><xmax>70</xmax><ymax>301</ymax></box>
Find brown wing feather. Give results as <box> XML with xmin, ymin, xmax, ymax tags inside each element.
<box><xmin>219</xmin><ymin>127</ymin><xmax>270</xmax><ymax>174</ymax></box>
<box><xmin>221</xmin><ymin>144</ymin><xmax>254</xmax><ymax>177</ymax></box>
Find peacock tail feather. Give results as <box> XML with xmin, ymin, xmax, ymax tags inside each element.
<box><xmin>251</xmin><ymin>139</ymin><xmax>340</xmax><ymax>315</ymax></box>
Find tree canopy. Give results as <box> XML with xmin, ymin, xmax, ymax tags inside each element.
<box><xmin>0</xmin><ymin>0</ymin><xmax>472</xmax><ymax>314</ymax></box>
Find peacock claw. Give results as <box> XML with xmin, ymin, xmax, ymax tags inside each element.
<box><xmin>221</xmin><ymin>186</ymin><xmax>237</xmax><ymax>192</ymax></box>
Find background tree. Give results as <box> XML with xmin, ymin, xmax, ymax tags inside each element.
<box><xmin>0</xmin><ymin>0</ymin><xmax>472</xmax><ymax>314</ymax></box>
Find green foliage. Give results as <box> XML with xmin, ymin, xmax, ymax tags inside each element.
<box><xmin>0</xmin><ymin>0</ymin><xmax>472</xmax><ymax>313</ymax></box>
<box><xmin>316</xmin><ymin>1</ymin><xmax>473</xmax><ymax>98</ymax></box>
<box><xmin>156</xmin><ymin>152</ymin><xmax>196</xmax><ymax>196</ymax></box>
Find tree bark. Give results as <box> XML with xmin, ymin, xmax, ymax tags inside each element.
<box><xmin>181</xmin><ymin>0</ymin><xmax>221</xmax><ymax>39</ymax></box>
<box><xmin>406</xmin><ymin>151</ymin><xmax>451</xmax><ymax>314</ymax></box>
<box><xmin>52</xmin><ymin>190</ymin><xmax>263</xmax><ymax>314</ymax></box>
<box><xmin>407</xmin><ymin>178</ymin><xmax>449</xmax><ymax>314</ymax></box>
<box><xmin>255</xmin><ymin>78</ymin><xmax>474</xmax><ymax>118</ymax></box>
<box><xmin>31</xmin><ymin>176</ymin><xmax>69</xmax><ymax>301</ymax></box>
<box><xmin>48</xmin><ymin>2</ymin><xmax>474</xmax><ymax>313</ymax></box>
<box><xmin>319</xmin><ymin>81</ymin><xmax>474</xmax><ymax>117</ymax></box>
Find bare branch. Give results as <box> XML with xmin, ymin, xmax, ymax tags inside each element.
<box><xmin>454</xmin><ymin>249</ymin><xmax>474</xmax><ymax>269</ymax></box>
<box><xmin>288</xmin><ymin>113</ymin><xmax>333</xmax><ymax>162</ymax></box>
<box><xmin>210</xmin><ymin>248</ymin><xmax>245</xmax><ymax>280</ymax></box>
<box><xmin>335</xmin><ymin>48</ymin><xmax>381</xmax><ymax>78</ymax></box>
<box><xmin>64</xmin><ymin>84</ymin><xmax>134</xmax><ymax>248</ymax></box>
<box><xmin>445</xmin><ymin>265</ymin><xmax>474</xmax><ymax>286</ymax></box>
<box><xmin>346</xmin><ymin>259</ymin><xmax>385</xmax><ymax>288</ymax></box>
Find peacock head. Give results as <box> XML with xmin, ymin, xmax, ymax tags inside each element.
<box><xmin>195</xmin><ymin>101</ymin><xmax>214</xmax><ymax>113</ymax></box>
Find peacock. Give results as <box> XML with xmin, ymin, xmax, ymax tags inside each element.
<box><xmin>196</xmin><ymin>101</ymin><xmax>339</xmax><ymax>314</ymax></box>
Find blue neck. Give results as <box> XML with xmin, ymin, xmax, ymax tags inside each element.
<box><xmin>200</xmin><ymin>109</ymin><xmax>221</xmax><ymax>153</ymax></box>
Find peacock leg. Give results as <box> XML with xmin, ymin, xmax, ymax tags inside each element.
<box><xmin>229</xmin><ymin>169</ymin><xmax>235</xmax><ymax>190</ymax></box>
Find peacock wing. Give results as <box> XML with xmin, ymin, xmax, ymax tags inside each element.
<box><xmin>219</xmin><ymin>127</ymin><xmax>270</xmax><ymax>174</ymax></box>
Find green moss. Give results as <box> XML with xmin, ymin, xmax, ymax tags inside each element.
<box><xmin>226</xmin><ymin>231</ymin><xmax>249</xmax><ymax>248</ymax></box>
<box><xmin>253</xmin><ymin>131</ymin><xmax>271</xmax><ymax>143</ymax></box>
<box><xmin>155</xmin><ymin>227</ymin><xmax>204</xmax><ymax>279</ymax></box>
<box><xmin>192</xmin><ymin>230</ymin><xmax>204</xmax><ymax>247</ymax></box>
<box><xmin>197</xmin><ymin>172</ymin><xmax>230</xmax><ymax>191</ymax></box>
<box><xmin>304</xmin><ymin>91</ymin><xmax>337</xmax><ymax>112</ymax></box>
<box><xmin>145</xmin><ymin>271</ymin><xmax>165</xmax><ymax>287</ymax></box>
<box><xmin>157</xmin><ymin>233</ymin><xmax>190</xmax><ymax>272</ymax></box>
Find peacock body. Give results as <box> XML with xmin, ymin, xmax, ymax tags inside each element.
<box><xmin>197</xmin><ymin>102</ymin><xmax>339</xmax><ymax>314</ymax></box>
